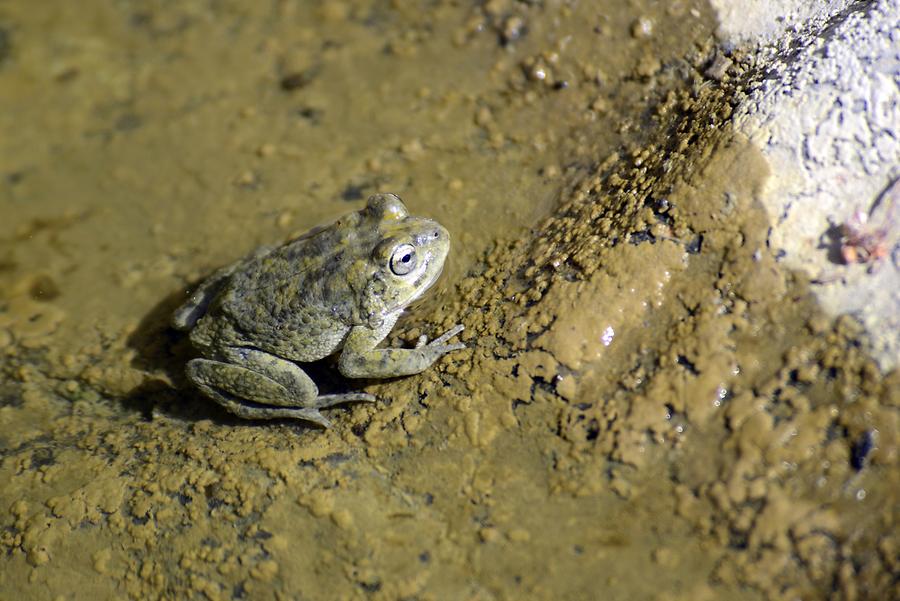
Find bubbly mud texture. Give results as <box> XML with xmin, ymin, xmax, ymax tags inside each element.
<box><xmin>1</xmin><ymin>1</ymin><xmax>896</xmax><ymax>600</ymax></box>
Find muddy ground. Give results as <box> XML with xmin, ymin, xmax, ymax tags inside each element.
<box><xmin>0</xmin><ymin>1</ymin><xmax>897</xmax><ymax>600</ymax></box>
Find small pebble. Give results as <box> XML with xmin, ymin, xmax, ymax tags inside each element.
<box><xmin>630</xmin><ymin>17</ymin><xmax>653</xmax><ymax>38</ymax></box>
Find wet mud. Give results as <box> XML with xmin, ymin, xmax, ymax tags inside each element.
<box><xmin>1</xmin><ymin>1</ymin><xmax>896</xmax><ymax>600</ymax></box>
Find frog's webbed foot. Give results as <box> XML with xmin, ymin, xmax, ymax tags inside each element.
<box><xmin>185</xmin><ymin>347</ymin><xmax>373</xmax><ymax>427</ymax></box>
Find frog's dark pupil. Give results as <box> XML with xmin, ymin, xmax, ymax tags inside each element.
<box><xmin>402</xmin><ymin>254</ymin><xmax>411</xmax><ymax>263</ymax></box>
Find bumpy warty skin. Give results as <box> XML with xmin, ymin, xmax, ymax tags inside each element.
<box><xmin>171</xmin><ymin>193</ymin><xmax>464</xmax><ymax>425</ymax></box>
<box><xmin>186</xmin><ymin>194</ymin><xmax>450</xmax><ymax>361</ymax></box>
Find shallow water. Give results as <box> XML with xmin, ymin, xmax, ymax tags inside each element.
<box><xmin>1</xmin><ymin>1</ymin><xmax>896</xmax><ymax>600</ymax></box>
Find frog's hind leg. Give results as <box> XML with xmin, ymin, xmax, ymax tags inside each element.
<box><xmin>185</xmin><ymin>347</ymin><xmax>373</xmax><ymax>427</ymax></box>
<box><xmin>219</xmin><ymin>347</ymin><xmax>376</xmax><ymax>407</ymax></box>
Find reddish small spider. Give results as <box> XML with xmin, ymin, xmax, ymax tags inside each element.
<box><xmin>839</xmin><ymin>177</ymin><xmax>899</xmax><ymax>271</ymax></box>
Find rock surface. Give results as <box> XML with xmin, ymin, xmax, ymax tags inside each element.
<box><xmin>723</xmin><ymin>0</ymin><xmax>900</xmax><ymax>367</ymax></box>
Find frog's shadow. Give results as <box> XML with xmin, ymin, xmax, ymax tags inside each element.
<box><xmin>123</xmin><ymin>284</ymin><xmax>383</xmax><ymax>428</ymax></box>
<box><xmin>123</xmin><ymin>285</ymin><xmax>215</xmax><ymax>423</ymax></box>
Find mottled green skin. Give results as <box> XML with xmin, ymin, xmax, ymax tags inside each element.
<box><xmin>172</xmin><ymin>194</ymin><xmax>464</xmax><ymax>427</ymax></box>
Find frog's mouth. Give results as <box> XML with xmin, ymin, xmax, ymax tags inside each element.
<box><xmin>417</xmin><ymin>258</ymin><xmax>444</xmax><ymax>296</ymax></box>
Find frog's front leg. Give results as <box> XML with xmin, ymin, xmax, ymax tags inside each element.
<box><xmin>186</xmin><ymin>347</ymin><xmax>374</xmax><ymax>427</ymax></box>
<box><xmin>338</xmin><ymin>324</ymin><xmax>465</xmax><ymax>379</ymax></box>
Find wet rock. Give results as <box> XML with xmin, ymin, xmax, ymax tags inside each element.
<box><xmin>725</xmin><ymin>0</ymin><xmax>900</xmax><ymax>368</ymax></box>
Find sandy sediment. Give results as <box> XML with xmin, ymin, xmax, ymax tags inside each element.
<box><xmin>0</xmin><ymin>1</ymin><xmax>896</xmax><ymax>600</ymax></box>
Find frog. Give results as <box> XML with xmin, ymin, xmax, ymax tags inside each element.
<box><xmin>171</xmin><ymin>193</ymin><xmax>465</xmax><ymax>427</ymax></box>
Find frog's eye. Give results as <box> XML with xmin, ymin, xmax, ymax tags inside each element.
<box><xmin>390</xmin><ymin>243</ymin><xmax>417</xmax><ymax>276</ymax></box>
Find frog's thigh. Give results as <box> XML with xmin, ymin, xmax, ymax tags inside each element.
<box><xmin>216</xmin><ymin>347</ymin><xmax>375</xmax><ymax>409</ymax></box>
<box><xmin>186</xmin><ymin>358</ymin><xmax>333</xmax><ymax>426</ymax></box>
<box><xmin>219</xmin><ymin>347</ymin><xmax>319</xmax><ymax>403</ymax></box>
<box><xmin>185</xmin><ymin>357</ymin><xmax>315</xmax><ymax>408</ymax></box>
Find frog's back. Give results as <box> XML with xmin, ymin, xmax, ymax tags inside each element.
<box><xmin>194</xmin><ymin>224</ymin><xmax>373</xmax><ymax>362</ymax></box>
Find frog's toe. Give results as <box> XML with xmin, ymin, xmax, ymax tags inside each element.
<box><xmin>314</xmin><ymin>392</ymin><xmax>377</xmax><ymax>408</ymax></box>
<box><xmin>435</xmin><ymin>341</ymin><xmax>466</xmax><ymax>353</ymax></box>
<box><xmin>430</xmin><ymin>324</ymin><xmax>465</xmax><ymax>346</ymax></box>
<box><xmin>424</xmin><ymin>325</ymin><xmax>465</xmax><ymax>354</ymax></box>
